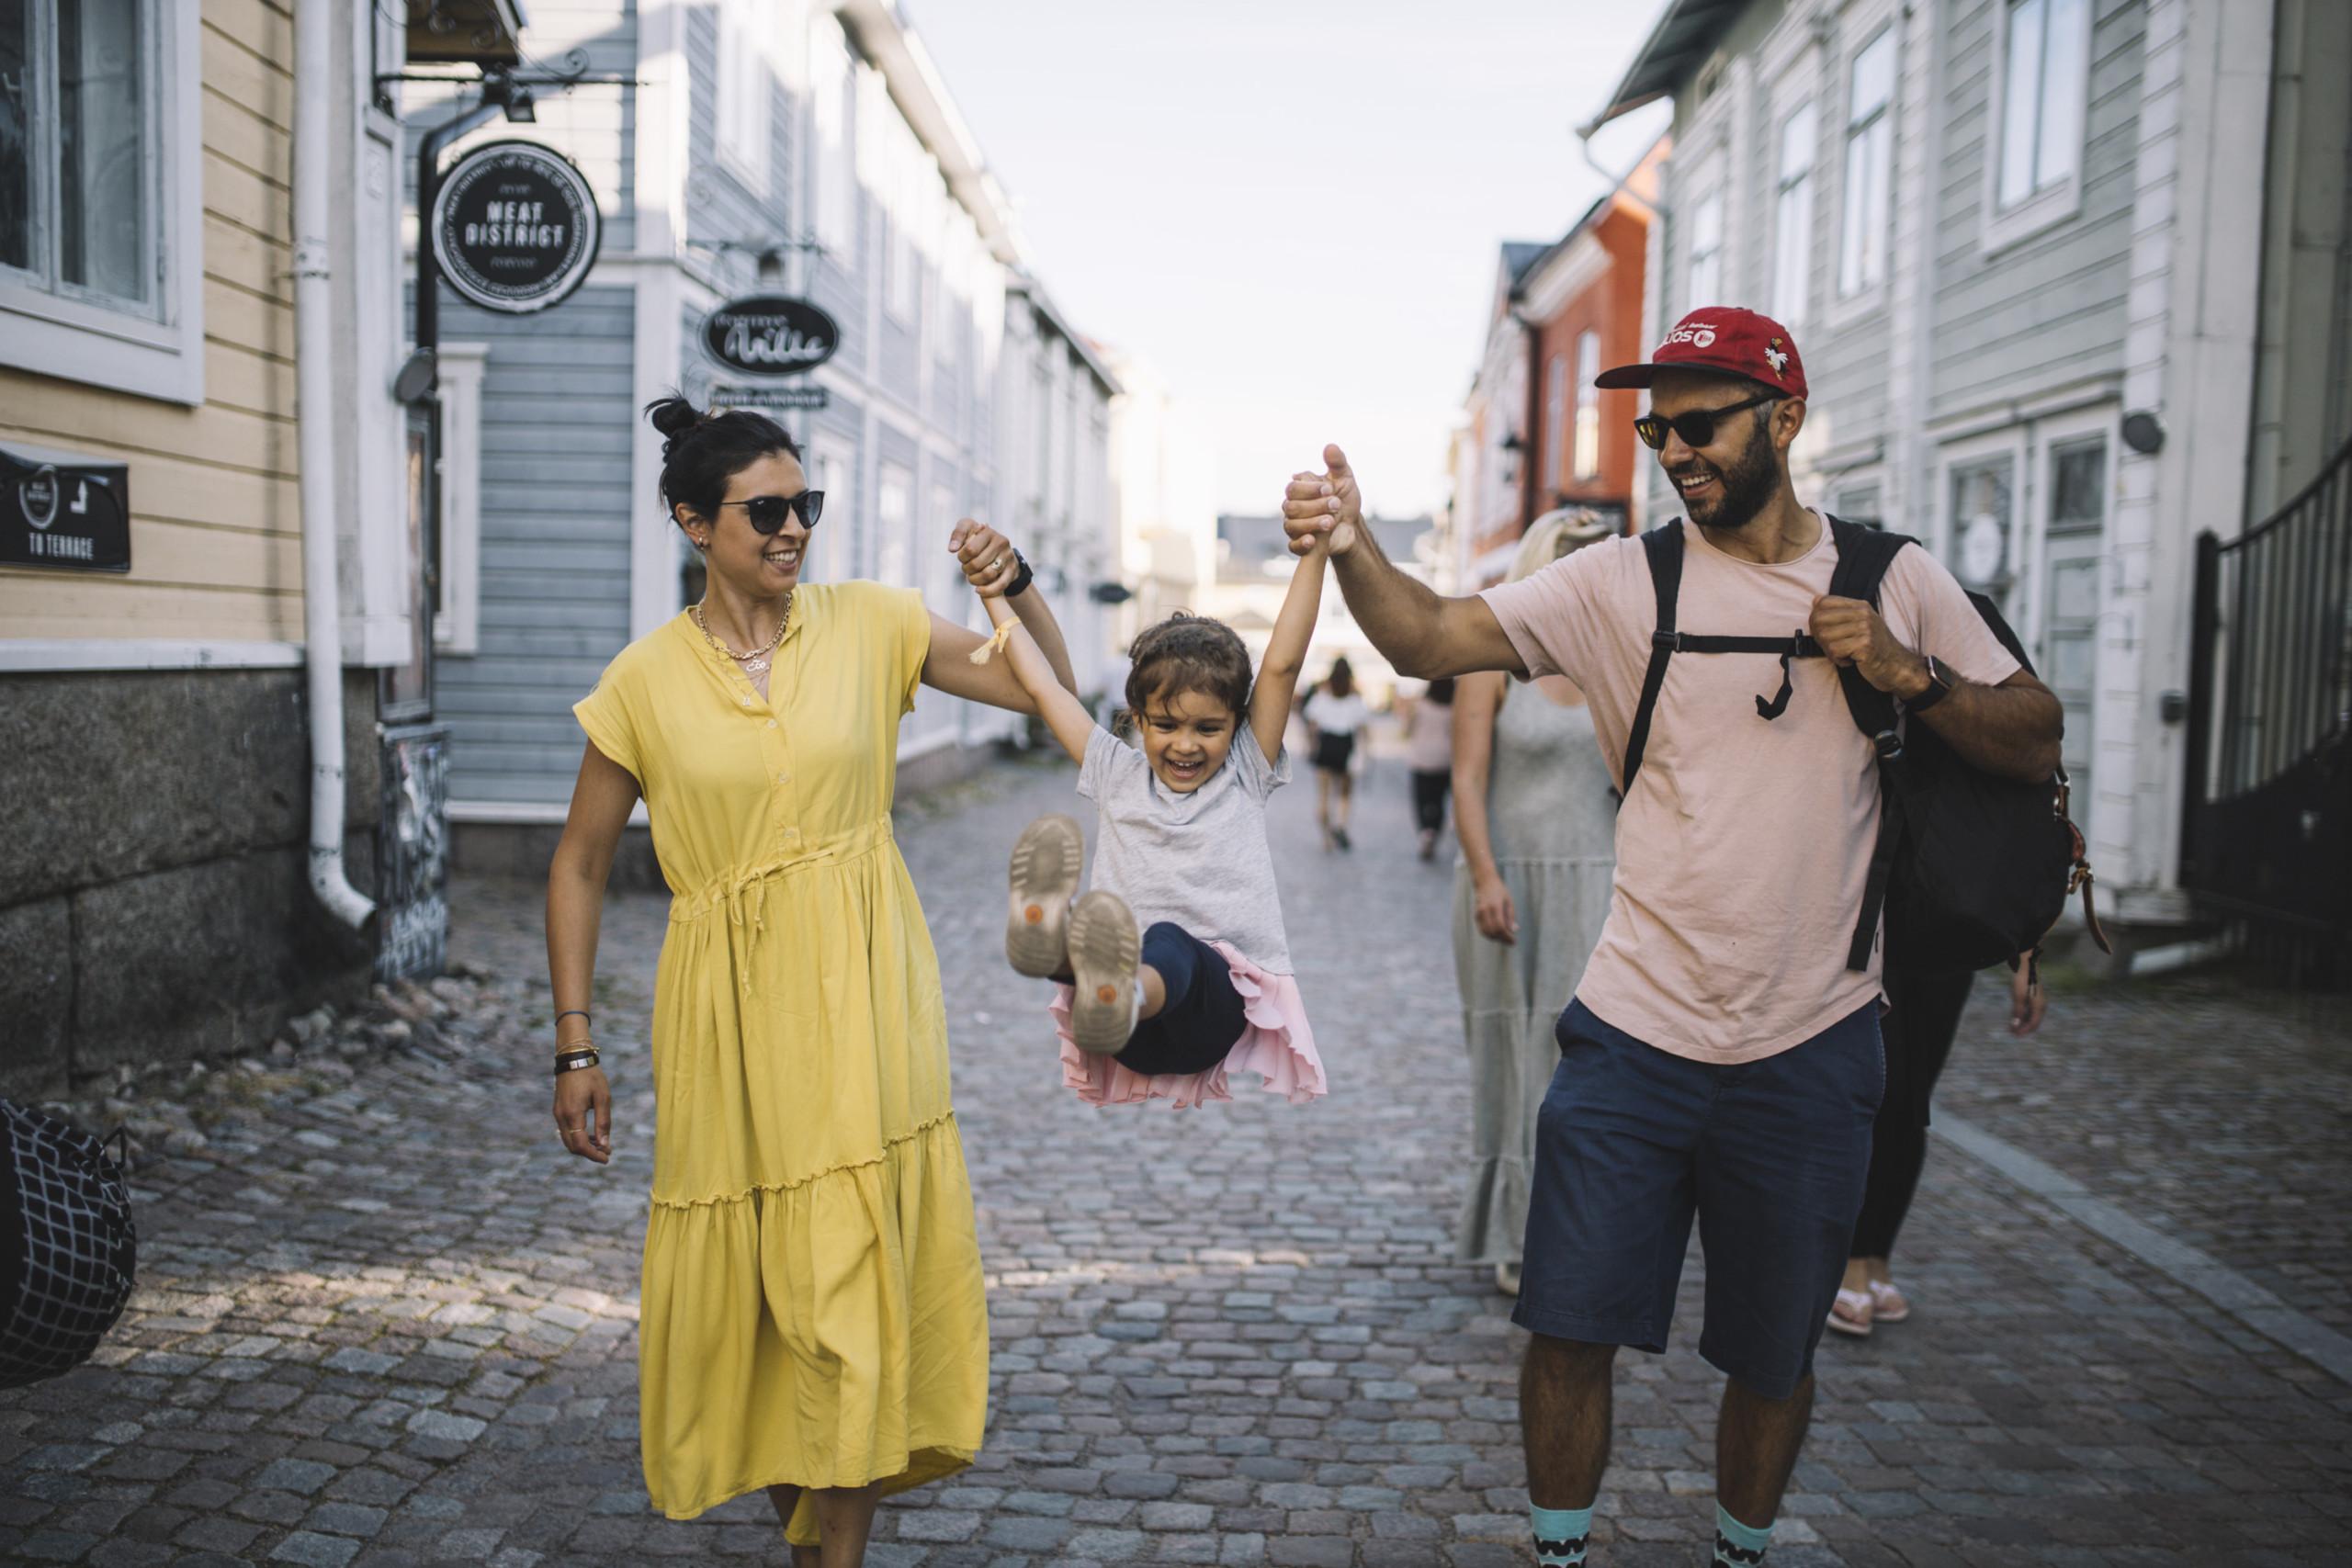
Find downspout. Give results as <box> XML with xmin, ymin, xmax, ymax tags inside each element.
<box><xmin>293</xmin><ymin>0</ymin><xmax>374</xmax><ymax>931</ymax></box>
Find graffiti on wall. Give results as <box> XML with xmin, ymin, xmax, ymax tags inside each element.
<box><xmin>377</xmin><ymin>724</ymin><xmax>450</xmax><ymax>982</ymax></box>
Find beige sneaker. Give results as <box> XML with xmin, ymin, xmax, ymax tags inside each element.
<box><xmin>1005</xmin><ymin>814</ymin><xmax>1085</xmax><ymax>978</ymax></box>
<box><xmin>1065</xmin><ymin>889</ymin><xmax>1140</xmax><ymax>1055</ymax></box>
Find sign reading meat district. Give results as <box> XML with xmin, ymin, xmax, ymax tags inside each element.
<box><xmin>430</xmin><ymin>141</ymin><xmax>603</xmax><ymax>314</ymax></box>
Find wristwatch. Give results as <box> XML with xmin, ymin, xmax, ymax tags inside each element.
<box><xmin>1906</xmin><ymin>655</ymin><xmax>1955</xmax><ymax>713</ymax></box>
<box><xmin>1003</xmin><ymin>549</ymin><xmax>1035</xmax><ymax>599</ymax></box>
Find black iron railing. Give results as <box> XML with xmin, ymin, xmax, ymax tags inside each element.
<box><xmin>2182</xmin><ymin>433</ymin><xmax>2352</xmax><ymax>935</ymax></box>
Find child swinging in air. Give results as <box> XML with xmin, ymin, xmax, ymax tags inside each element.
<box><xmin>971</xmin><ymin>527</ymin><xmax>1332</xmax><ymax>1109</ymax></box>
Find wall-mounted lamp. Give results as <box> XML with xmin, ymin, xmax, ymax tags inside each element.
<box><xmin>2121</xmin><ymin>411</ymin><xmax>2165</xmax><ymax>455</ymax></box>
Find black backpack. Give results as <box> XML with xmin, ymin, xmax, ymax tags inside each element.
<box><xmin>1622</xmin><ymin>516</ymin><xmax>2108</xmax><ymax>974</ymax></box>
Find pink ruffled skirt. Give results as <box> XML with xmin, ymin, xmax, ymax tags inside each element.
<box><xmin>1047</xmin><ymin>940</ymin><xmax>1327</xmax><ymax>1110</ymax></box>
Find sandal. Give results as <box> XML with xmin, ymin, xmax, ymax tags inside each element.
<box><xmin>1826</xmin><ymin>1286</ymin><xmax>1874</xmax><ymax>1337</ymax></box>
<box><xmin>1006</xmin><ymin>815</ymin><xmax>1085</xmax><ymax>978</ymax></box>
<box><xmin>1867</xmin><ymin>1279</ymin><xmax>1911</xmax><ymax>1323</ymax></box>
<box><xmin>1065</xmin><ymin>890</ymin><xmax>1140</xmax><ymax>1055</ymax></box>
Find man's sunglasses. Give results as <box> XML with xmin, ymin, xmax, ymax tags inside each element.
<box><xmin>1634</xmin><ymin>391</ymin><xmax>1780</xmax><ymax>452</ymax></box>
<box><xmin>719</xmin><ymin>491</ymin><xmax>825</xmax><ymax>534</ymax></box>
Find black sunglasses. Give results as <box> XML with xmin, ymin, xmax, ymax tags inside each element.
<box><xmin>1634</xmin><ymin>391</ymin><xmax>1780</xmax><ymax>452</ymax></box>
<box><xmin>718</xmin><ymin>490</ymin><xmax>825</xmax><ymax>534</ymax></box>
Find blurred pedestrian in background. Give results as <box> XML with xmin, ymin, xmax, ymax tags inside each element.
<box><xmin>1448</xmin><ymin>513</ymin><xmax>1618</xmax><ymax>1295</ymax></box>
<box><xmin>1304</xmin><ymin>657</ymin><xmax>1370</xmax><ymax>851</ymax></box>
<box><xmin>1829</xmin><ymin>945</ymin><xmax>2049</xmax><ymax>1337</ymax></box>
<box><xmin>1399</xmin><ymin>677</ymin><xmax>1458</xmax><ymax>860</ymax></box>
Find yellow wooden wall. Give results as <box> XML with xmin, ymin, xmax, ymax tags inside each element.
<box><xmin>0</xmin><ymin>0</ymin><xmax>303</xmax><ymax>644</ymax></box>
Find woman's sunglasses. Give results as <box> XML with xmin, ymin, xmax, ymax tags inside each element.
<box><xmin>1634</xmin><ymin>391</ymin><xmax>1780</xmax><ymax>452</ymax></box>
<box><xmin>719</xmin><ymin>491</ymin><xmax>825</xmax><ymax>534</ymax></box>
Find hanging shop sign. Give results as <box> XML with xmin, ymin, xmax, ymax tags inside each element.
<box><xmin>429</xmin><ymin>140</ymin><xmax>602</xmax><ymax>314</ymax></box>
<box><xmin>0</xmin><ymin>446</ymin><xmax>130</xmax><ymax>573</ymax></box>
<box><xmin>710</xmin><ymin>383</ymin><xmax>831</xmax><ymax>412</ymax></box>
<box><xmin>702</xmin><ymin>295</ymin><xmax>840</xmax><ymax>378</ymax></box>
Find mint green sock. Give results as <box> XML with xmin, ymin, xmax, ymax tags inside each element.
<box><xmin>1530</xmin><ymin>1503</ymin><xmax>1589</xmax><ymax>1566</ymax></box>
<box><xmin>1713</xmin><ymin>1502</ymin><xmax>1773</xmax><ymax>1564</ymax></box>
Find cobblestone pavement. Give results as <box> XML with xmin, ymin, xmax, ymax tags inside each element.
<box><xmin>5</xmin><ymin>750</ymin><xmax>2348</xmax><ymax>1566</ymax></box>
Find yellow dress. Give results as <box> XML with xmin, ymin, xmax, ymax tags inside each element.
<box><xmin>573</xmin><ymin>583</ymin><xmax>988</xmax><ymax>1542</ymax></box>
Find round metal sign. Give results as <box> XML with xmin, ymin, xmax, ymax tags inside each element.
<box><xmin>702</xmin><ymin>296</ymin><xmax>841</xmax><ymax>378</ymax></box>
<box><xmin>429</xmin><ymin>140</ymin><xmax>602</xmax><ymax>314</ymax></box>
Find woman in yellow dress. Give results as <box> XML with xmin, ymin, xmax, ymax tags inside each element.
<box><xmin>544</xmin><ymin>396</ymin><xmax>1077</xmax><ymax>1563</ymax></box>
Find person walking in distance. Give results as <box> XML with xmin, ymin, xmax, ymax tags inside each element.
<box><xmin>1282</xmin><ymin>308</ymin><xmax>2062</xmax><ymax>1567</ymax></box>
<box><xmin>1304</xmin><ymin>657</ymin><xmax>1369</xmax><ymax>850</ymax></box>
<box><xmin>1400</xmin><ymin>676</ymin><xmax>1458</xmax><ymax>860</ymax></box>
<box><xmin>1829</xmin><ymin>954</ymin><xmax>2047</xmax><ymax>1336</ymax></box>
<box><xmin>546</xmin><ymin>396</ymin><xmax>1084</xmax><ymax>1563</ymax></box>
<box><xmin>1450</xmin><ymin>513</ymin><xmax>1618</xmax><ymax>1298</ymax></box>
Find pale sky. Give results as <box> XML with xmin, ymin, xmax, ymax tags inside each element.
<box><xmin>911</xmin><ymin>1</ymin><xmax>1672</xmax><ymax>517</ymax></box>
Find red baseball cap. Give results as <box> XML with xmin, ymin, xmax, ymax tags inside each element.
<box><xmin>1594</xmin><ymin>307</ymin><xmax>1808</xmax><ymax>401</ymax></box>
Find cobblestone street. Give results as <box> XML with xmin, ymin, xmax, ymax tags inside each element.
<box><xmin>5</xmin><ymin>752</ymin><xmax>2348</xmax><ymax>1566</ymax></box>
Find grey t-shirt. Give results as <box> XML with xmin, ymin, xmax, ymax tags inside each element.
<box><xmin>1080</xmin><ymin>725</ymin><xmax>1295</xmax><ymax>975</ymax></box>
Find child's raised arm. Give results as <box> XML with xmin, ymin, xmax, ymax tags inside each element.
<box><xmin>1250</xmin><ymin>522</ymin><xmax>1329</xmax><ymax>764</ymax></box>
<box><xmin>978</xmin><ymin>591</ymin><xmax>1096</xmax><ymax>765</ymax></box>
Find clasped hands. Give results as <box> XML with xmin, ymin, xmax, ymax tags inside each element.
<box><xmin>948</xmin><ymin>518</ymin><xmax>1023</xmax><ymax>598</ymax></box>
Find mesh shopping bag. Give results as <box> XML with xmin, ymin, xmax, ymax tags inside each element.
<box><xmin>0</xmin><ymin>1100</ymin><xmax>138</xmax><ymax>1389</ymax></box>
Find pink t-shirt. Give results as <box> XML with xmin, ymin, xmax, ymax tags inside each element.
<box><xmin>1478</xmin><ymin>517</ymin><xmax>2021</xmax><ymax>1063</ymax></box>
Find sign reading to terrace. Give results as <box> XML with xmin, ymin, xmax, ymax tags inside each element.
<box><xmin>2</xmin><ymin>446</ymin><xmax>130</xmax><ymax>573</ymax></box>
<box><xmin>430</xmin><ymin>140</ymin><xmax>602</xmax><ymax>314</ymax></box>
<box><xmin>703</xmin><ymin>296</ymin><xmax>840</xmax><ymax>378</ymax></box>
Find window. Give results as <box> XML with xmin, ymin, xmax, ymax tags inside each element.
<box><xmin>432</xmin><ymin>344</ymin><xmax>489</xmax><ymax>655</ymax></box>
<box><xmin>1772</xmin><ymin>104</ymin><xmax>1816</xmax><ymax>325</ymax></box>
<box><xmin>716</xmin><ymin>0</ymin><xmax>773</xmax><ymax>186</ymax></box>
<box><xmin>886</xmin><ymin>121</ymin><xmax>932</xmax><ymax>325</ymax></box>
<box><xmin>1997</xmin><ymin>0</ymin><xmax>2088</xmax><ymax>210</ymax></box>
<box><xmin>809</xmin><ymin>13</ymin><xmax>854</xmax><ymax>256</ymax></box>
<box><xmin>0</xmin><ymin>0</ymin><xmax>202</xmax><ymax>402</ymax></box>
<box><xmin>1543</xmin><ymin>355</ymin><xmax>1566</xmax><ymax>491</ymax></box>
<box><xmin>1687</xmin><ymin>193</ymin><xmax>1723</xmax><ymax>308</ymax></box>
<box><xmin>1573</xmin><ymin>331</ymin><xmax>1601</xmax><ymax>479</ymax></box>
<box><xmin>1832</xmin><ymin>481</ymin><xmax>1883</xmax><ymax>528</ymax></box>
<box><xmin>2040</xmin><ymin>434</ymin><xmax>2106</xmax><ymax>809</ymax></box>
<box><xmin>1947</xmin><ymin>453</ymin><xmax>2018</xmax><ymax>610</ymax></box>
<box><xmin>876</xmin><ymin>461</ymin><xmax>912</xmax><ymax>588</ymax></box>
<box><xmin>1838</xmin><ymin>28</ymin><xmax>1896</xmax><ymax>299</ymax></box>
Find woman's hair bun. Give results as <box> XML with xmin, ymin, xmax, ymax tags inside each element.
<box><xmin>644</xmin><ymin>393</ymin><xmax>703</xmax><ymax>440</ymax></box>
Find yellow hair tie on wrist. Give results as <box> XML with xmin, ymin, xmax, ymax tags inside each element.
<box><xmin>968</xmin><ymin>618</ymin><xmax>1018</xmax><ymax>665</ymax></box>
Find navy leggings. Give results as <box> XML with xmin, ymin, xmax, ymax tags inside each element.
<box><xmin>1116</xmin><ymin>922</ymin><xmax>1249</xmax><ymax>1076</ymax></box>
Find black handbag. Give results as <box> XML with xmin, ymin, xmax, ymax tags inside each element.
<box><xmin>0</xmin><ymin>1100</ymin><xmax>138</xmax><ymax>1389</ymax></box>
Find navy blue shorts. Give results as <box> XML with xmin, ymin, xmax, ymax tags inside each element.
<box><xmin>1513</xmin><ymin>998</ymin><xmax>1885</xmax><ymax>1400</ymax></box>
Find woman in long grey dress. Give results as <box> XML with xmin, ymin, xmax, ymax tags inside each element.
<box><xmin>1451</xmin><ymin>513</ymin><xmax>1618</xmax><ymax>1295</ymax></box>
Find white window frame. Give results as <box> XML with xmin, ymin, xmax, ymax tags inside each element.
<box><xmin>2018</xmin><ymin>402</ymin><xmax>2117</xmax><ymax>655</ymax></box>
<box><xmin>876</xmin><ymin>456</ymin><xmax>913</xmax><ymax>588</ymax></box>
<box><xmin>1543</xmin><ymin>354</ymin><xmax>1566</xmax><ymax>491</ymax></box>
<box><xmin>1771</xmin><ymin>102</ymin><xmax>1817</xmax><ymax>326</ymax></box>
<box><xmin>809</xmin><ymin>14</ymin><xmax>855</xmax><ymax>259</ymax></box>
<box><xmin>0</xmin><ymin>0</ymin><xmax>204</xmax><ymax>404</ymax></box>
<box><xmin>714</xmin><ymin>0</ymin><xmax>774</xmax><ymax>190</ymax></box>
<box><xmin>1933</xmin><ymin>425</ymin><xmax>2031</xmax><ymax>618</ymax></box>
<box><xmin>1572</xmin><ymin>331</ymin><xmax>1601</xmax><ymax>479</ymax></box>
<box><xmin>432</xmin><ymin>344</ymin><xmax>489</xmax><ymax>655</ymax></box>
<box><xmin>1983</xmin><ymin>0</ymin><xmax>2093</xmax><ymax>255</ymax></box>
<box><xmin>1686</xmin><ymin>191</ymin><xmax>1723</xmax><ymax>310</ymax></box>
<box><xmin>1835</xmin><ymin>25</ymin><xmax>1897</xmax><ymax>309</ymax></box>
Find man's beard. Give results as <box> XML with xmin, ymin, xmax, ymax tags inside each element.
<box><xmin>1673</xmin><ymin>418</ymin><xmax>1779</xmax><ymax>533</ymax></box>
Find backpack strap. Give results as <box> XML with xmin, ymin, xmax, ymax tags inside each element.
<box><xmin>1621</xmin><ymin>521</ymin><xmax>1684</xmax><ymax>799</ymax></box>
<box><xmin>1822</xmin><ymin>515</ymin><xmax>1918</xmax><ymax>971</ymax></box>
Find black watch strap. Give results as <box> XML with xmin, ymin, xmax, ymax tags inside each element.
<box><xmin>1003</xmin><ymin>549</ymin><xmax>1035</xmax><ymax>599</ymax></box>
<box><xmin>1906</xmin><ymin>656</ymin><xmax>1954</xmax><ymax>713</ymax></box>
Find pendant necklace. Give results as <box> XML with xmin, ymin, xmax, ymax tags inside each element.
<box><xmin>693</xmin><ymin>594</ymin><xmax>790</xmax><ymax>677</ymax></box>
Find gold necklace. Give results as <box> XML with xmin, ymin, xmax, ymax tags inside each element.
<box><xmin>692</xmin><ymin>594</ymin><xmax>790</xmax><ymax>676</ymax></box>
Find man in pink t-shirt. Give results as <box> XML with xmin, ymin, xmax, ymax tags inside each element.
<box><xmin>1282</xmin><ymin>309</ymin><xmax>2061</xmax><ymax>1568</ymax></box>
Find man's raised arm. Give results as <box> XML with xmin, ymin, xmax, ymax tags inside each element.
<box><xmin>1281</xmin><ymin>446</ymin><xmax>1527</xmax><ymax>681</ymax></box>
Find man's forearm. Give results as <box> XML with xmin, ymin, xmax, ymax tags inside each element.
<box><xmin>1905</xmin><ymin>669</ymin><xmax>2063</xmax><ymax>783</ymax></box>
<box><xmin>1329</xmin><ymin>527</ymin><xmax>1449</xmax><ymax>677</ymax></box>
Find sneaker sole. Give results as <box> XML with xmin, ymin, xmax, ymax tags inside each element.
<box><xmin>1066</xmin><ymin>889</ymin><xmax>1139</xmax><ymax>1055</ymax></box>
<box><xmin>1006</xmin><ymin>814</ymin><xmax>1085</xmax><ymax>978</ymax></box>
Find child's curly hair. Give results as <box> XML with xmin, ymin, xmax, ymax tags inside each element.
<box><xmin>1121</xmin><ymin>613</ymin><xmax>1253</xmax><ymax>730</ymax></box>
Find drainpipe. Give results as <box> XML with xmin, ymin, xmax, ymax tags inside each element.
<box><xmin>293</xmin><ymin>0</ymin><xmax>374</xmax><ymax>931</ymax></box>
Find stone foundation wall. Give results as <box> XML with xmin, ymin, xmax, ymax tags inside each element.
<box><xmin>0</xmin><ymin>667</ymin><xmax>382</xmax><ymax>1097</ymax></box>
